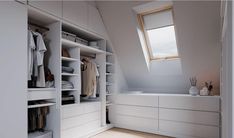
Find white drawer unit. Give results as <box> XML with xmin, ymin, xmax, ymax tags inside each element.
<box><xmin>62</xmin><ymin>111</ymin><xmax>101</xmax><ymax>130</ymax></box>
<box><xmin>28</xmin><ymin>88</ymin><xmax>56</xmax><ymax>101</ymax></box>
<box><xmin>61</xmin><ymin>120</ymin><xmax>101</xmax><ymax>138</ymax></box>
<box><xmin>159</xmin><ymin>96</ymin><xmax>220</xmax><ymax>112</ymax></box>
<box><xmin>159</xmin><ymin>120</ymin><xmax>219</xmax><ymax>138</ymax></box>
<box><xmin>115</xmin><ymin>105</ymin><xmax>158</xmax><ymax>119</ymax></box>
<box><xmin>62</xmin><ymin>102</ymin><xmax>101</xmax><ymax>119</ymax></box>
<box><xmin>115</xmin><ymin>94</ymin><xmax>158</xmax><ymax>107</ymax></box>
<box><xmin>159</xmin><ymin>108</ymin><xmax>220</xmax><ymax>126</ymax></box>
<box><xmin>113</xmin><ymin>94</ymin><xmax>220</xmax><ymax>138</ymax></box>
<box><xmin>114</xmin><ymin>115</ymin><xmax>158</xmax><ymax>134</ymax></box>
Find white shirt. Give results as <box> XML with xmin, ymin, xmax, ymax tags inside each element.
<box><xmin>28</xmin><ymin>30</ymin><xmax>36</xmax><ymax>80</ymax></box>
<box><xmin>32</xmin><ymin>32</ymin><xmax>47</xmax><ymax>87</ymax></box>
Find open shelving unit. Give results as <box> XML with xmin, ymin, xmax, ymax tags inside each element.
<box><xmin>26</xmin><ymin>6</ymin><xmax>115</xmax><ymax>138</ymax></box>
<box><xmin>105</xmin><ymin>43</ymin><xmax>116</xmax><ymax>126</ymax></box>
<box><xmin>27</xmin><ymin>7</ymin><xmax>61</xmax><ymax>138</ymax></box>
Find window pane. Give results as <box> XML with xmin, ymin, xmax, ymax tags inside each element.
<box><xmin>147</xmin><ymin>26</ymin><xmax>178</xmax><ymax>58</ymax></box>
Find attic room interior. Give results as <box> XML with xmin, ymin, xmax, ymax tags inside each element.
<box><xmin>0</xmin><ymin>1</ymin><xmax>233</xmax><ymax>138</ymax></box>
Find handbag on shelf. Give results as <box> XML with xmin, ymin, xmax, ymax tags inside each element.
<box><xmin>62</xmin><ymin>48</ymin><xmax>70</xmax><ymax>58</ymax></box>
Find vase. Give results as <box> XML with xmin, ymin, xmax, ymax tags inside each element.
<box><xmin>189</xmin><ymin>86</ymin><xmax>199</xmax><ymax>96</ymax></box>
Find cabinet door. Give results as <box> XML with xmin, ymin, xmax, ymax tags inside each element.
<box><xmin>62</xmin><ymin>1</ymin><xmax>88</xmax><ymax>29</ymax></box>
<box><xmin>28</xmin><ymin>0</ymin><xmax>62</xmax><ymax>18</ymax></box>
<box><xmin>0</xmin><ymin>2</ymin><xmax>27</xmax><ymax>138</ymax></box>
<box><xmin>88</xmin><ymin>4</ymin><xmax>106</xmax><ymax>37</ymax></box>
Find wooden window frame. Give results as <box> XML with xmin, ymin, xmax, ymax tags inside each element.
<box><xmin>137</xmin><ymin>5</ymin><xmax>179</xmax><ymax>60</ymax></box>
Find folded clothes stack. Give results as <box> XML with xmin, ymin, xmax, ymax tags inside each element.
<box><xmin>62</xmin><ymin>81</ymin><xmax>74</xmax><ymax>89</ymax></box>
<box><xmin>62</xmin><ymin>66</ymin><xmax>74</xmax><ymax>74</ymax></box>
<box><xmin>62</xmin><ymin>95</ymin><xmax>75</xmax><ymax>105</ymax></box>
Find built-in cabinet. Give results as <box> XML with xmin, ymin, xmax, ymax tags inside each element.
<box><xmin>2</xmin><ymin>1</ymin><xmax>114</xmax><ymax>138</ymax></box>
<box><xmin>27</xmin><ymin>0</ymin><xmax>106</xmax><ymax>38</ymax></box>
<box><xmin>62</xmin><ymin>1</ymin><xmax>88</xmax><ymax>29</ymax></box>
<box><xmin>113</xmin><ymin>94</ymin><xmax>220</xmax><ymax>138</ymax></box>
<box><xmin>28</xmin><ymin>1</ymin><xmax>62</xmax><ymax>18</ymax></box>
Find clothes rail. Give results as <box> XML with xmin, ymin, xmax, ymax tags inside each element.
<box><xmin>28</xmin><ymin>22</ymin><xmax>50</xmax><ymax>31</ymax></box>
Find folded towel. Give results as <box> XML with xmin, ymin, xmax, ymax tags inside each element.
<box><xmin>62</xmin><ymin>81</ymin><xmax>74</xmax><ymax>89</ymax></box>
<box><xmin>62</xmin><ymin>66</ymin><xmax>74</xmax><ymax>73</ymax></box>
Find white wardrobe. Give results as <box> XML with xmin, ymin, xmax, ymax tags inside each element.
<box><xmin>0</xmin><ymin>1</ymin><xmax>115</xmax><ymax>138</ymax></box>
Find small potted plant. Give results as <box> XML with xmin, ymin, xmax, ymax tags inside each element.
<box><xmin>189</xmin><ymin>77</ymin><xmax>199</xmax><ymax>96</ymax></box>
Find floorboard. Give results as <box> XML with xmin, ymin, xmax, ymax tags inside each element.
<box><xmin>90</xmin><ymin>128</ymin><xmax>171</xmax><ymax>138</ymax></box>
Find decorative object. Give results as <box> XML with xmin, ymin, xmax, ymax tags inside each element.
<box><xmin>189</xmin><ymin>77</ymin><xmax>199</xmax><ymax>96</ymax></box>
<box><xmin>200</xmin><ymin>81</ymin><xmax>213</xmax><ymax>96</ymax></box>
<box><xmin>200</xmin><ymin>87</ymin><xmax>209</xmax><ymax>96</ymax></box>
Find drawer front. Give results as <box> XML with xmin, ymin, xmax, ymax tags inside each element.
<box><xmin>62</xmin><ymin>105</ymin><xmax>85</xmax><ymax>119</ymax></box>
<box><xmin>114</xmin><ymin>115</ymin><xmax>158</xmax><ymax>134</ymax></box>
<box><xmin>62</xmin><ymin>120</ymin><xmax>101</xmax><ymax>138</ymax></box>
<box><xmin>62</xmin><ymin>102</ymin><xmax>101</xmax><ymax>119</ymax></box>
<box><xmin>159</xmin><ymin>108</ymin><xmax>220</xmax><ymax>126</ymax></box>
<box><xmin>115</xmin><ymin>105</ymin><xmax>158</xmax><ymax>119</ymax></box>
<box><xmin>62</xmin><ymin>111</ymin><xmax>101</xmax><ymax>130</ymax></box>
<box><xmin>28</xmin><ymin>90</ymin><xmax>56</xmax><ymax>101</ymax></box>
<box><xmin>159</xmin><ymin>96</ymin><xmax>220</xmax><ymax>112</ymax></box>
<box><xmin>115</xmin><ymin>94</ymin><xmax>158</xmax><ymax>107</ymax></box>
<box><xmin>159</xmin><ymin>120</ymin><xmax>219</xmax><ymax>138</ymax></box>
<box><xmin>83</xmin><ymin>102</ymin><xmax>101</xmax><ymax>113</ymax></box>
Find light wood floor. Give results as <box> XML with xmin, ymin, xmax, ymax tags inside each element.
<box><xmin>91</xmin><ymin>128</ymin><xmax>171</xmax><ymax>138</ymax></box>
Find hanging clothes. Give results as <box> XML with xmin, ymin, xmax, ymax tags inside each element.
<box><xmin>28</xmin><ymin>30</ymin><xmax>47</xmax><ymax>88</ymax></box>
<box><xmin>81</xmin><ymin>58</ymin><xmax>99</xmax><ymax>98</ymax></box>
<box><xmin>28</xmin><ymin>30</ymin><xmax>36</xmax><ymax>80</ymax></box>
<box><xmin>33</xmin><ymin>32</ymin><xmax>47</xmax><ymax>87</ymax></box>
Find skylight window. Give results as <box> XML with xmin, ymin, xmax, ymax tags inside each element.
<box><xmin>138</xmin><ymin>6</ymin><xmax>179</xmax><ymax>60</ymax></box>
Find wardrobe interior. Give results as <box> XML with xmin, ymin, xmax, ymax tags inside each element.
<box><xmin>0</xmin><ymin>1</ymin><xmax>232</xmax><ymax>138</ymax></box>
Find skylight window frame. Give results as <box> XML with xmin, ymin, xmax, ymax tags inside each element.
<box><xmin>137</xmin><ymin>5</ymin><xmax>179</xmax><ymax>60</ymax></box>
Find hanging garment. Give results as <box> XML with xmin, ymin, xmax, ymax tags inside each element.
<box><xmin>91</xmin><ymin>65</ymin><xmax>99</xmax><ymax>98</ymax></box>
<box><xmin>33</xmin><ymin>32</ymin><xmax>47</xmax><ymax>87</ymax></box>
<box><xmin>81</xmin><ymin>58</ymin><xmax>99</xmax><ymax>97</ymax></box>
<box><xmin>28</xmin><ymin>30</ymin><xmax>36</xmax><ymax>80</ymax></box>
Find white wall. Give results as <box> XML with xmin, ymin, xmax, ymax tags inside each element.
<box><xmin>221</xmin><ymin>1</ymin><xmax>233</xmax><ymax>138</ymax></box>
<box><xmin>97</xmin><ymin>1</ymin><xmax>221</xmax><ymax>94</ymax></box>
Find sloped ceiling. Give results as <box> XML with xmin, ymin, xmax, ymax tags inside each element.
<box><xmin>97</xmin><ymin>1</ymin><xmax>221</xmax><ymax>94</ymax></box>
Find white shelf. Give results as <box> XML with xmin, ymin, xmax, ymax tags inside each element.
<box><xmin>106</xmin><ymin>82</ymin><xmax>114</xmax><ymax>86</ymax></box>
<box><xmin>106</xmin><ymin>62</ymin><xmax>114</xmax><ymax>66</ymax></box>
<box><xmin>106</xmin><ymin>73</ymin><xmax>113</xmax><ymax>76</ymax></box>
<box><xmin>61</xmin><ymin>103</ymin><xmax>79</xmax><ymax>108</ymax></box>
<box><xmin>28</xmin><ymin>102</ymin><xmax>55</xmax><ymax>109</ymax></box>
<box><xmin>62</xmin><ymin>89</ymin><xmax>78</xmax><ymax>91</ymax></box>
<box><xmin>61</xmin><ymin>73</ymin><xmax>79</xmax><ymax>76</ymax></box>
<box><xmin>61</xmin><ymin>57</ymin><xmax>78</xmax><ymax>62</ymax></box>
<box><xmin>28</xmin><ymin>88</ymin><xmax>56</xmax><ymax>91</ymax></box>
<box><xmin>106</xmin><ymin>51</ymin><xmax>113</xmax><ymax>56</ymax></box>
<box><xmin>62</xmin><ymin>39</ymin><xmax>105</xmax><ymax>54</ymax></box>
<box><xmin>106</xmin><ymin>103</ymin><xmax>113</xmax><ymax>106</ymax></box>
